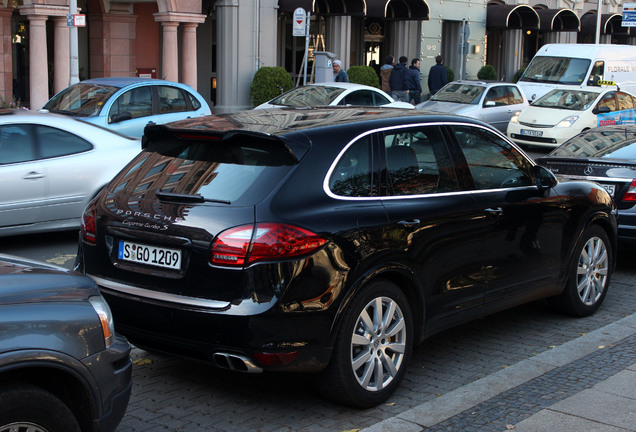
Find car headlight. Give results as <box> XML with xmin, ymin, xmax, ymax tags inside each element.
<box><xmin>510</xmin><ymin>114</ymin><xmax>519</xmax><ymax>123</ymax></box>
<box><xmin>89</xmin><ymin>296</ymin><xmax>115</xmax><ymax>348</ymax></box>
<box><xmin>556</xmin><ymin>116</ymin><xmax>579</xmax><ymax>128</ymax></box>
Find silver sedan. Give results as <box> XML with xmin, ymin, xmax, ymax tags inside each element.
<box><xmin>0</xmin><ymin>110</ymin><xmax>140</xmax><ymax>237</ymax></box>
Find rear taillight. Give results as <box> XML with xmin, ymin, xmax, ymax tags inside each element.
<box><xmin>81</xmin><ymin>205</ymin><xmax>97</xmax><ymax>244</ymax></box>
<box><xmin>623</xmin><ymin>179</ymin><xmax>636</xmax><ymax>201</ymax></box>
<box><xmin>210</xmin><ymin>223</ymin><xmax>327</xmax><ymax>267</ymax></box>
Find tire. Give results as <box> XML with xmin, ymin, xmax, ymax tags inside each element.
<box><xmin>316</xmin><ymin>279</ymin><xmax>413</xmax><ymax>408</ymax></box>
<box><xmin>548</xmin><ymin>225</ymin><xmax>612</xmax><ymax>317</ymax></box>
<box><xmin>0</xmin><ymin>384</ymin><xmax>81</xmax><ymax>432</ymax></box>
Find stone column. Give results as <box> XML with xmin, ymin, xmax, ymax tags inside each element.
<box><xmin>161</xmin><ymin>21</ymin><xmax>179</xmax><ymax>81</ymax></box>
<box><xmin>327</xmin><ymin>16</ymin><xmax>352</xmax><ymax>68</ymax></box>
<box><xmin>215</xmin><ymin>0</ymin><xmax>240</xmax><ymax>113</ymax></box>
<box><xmin>181</xmin><ymin>23</ymin><xmax>198</xmax><ymax>89</ymax></box>
<box><xmin>53</xmin><ymin>16</ymin><xmax>70</xmax><ymax>93</ymax></box>
<box><xmin>27</xmin><ymin>14</ymin><xmax>49</xmax><ymax>109</ymax></box>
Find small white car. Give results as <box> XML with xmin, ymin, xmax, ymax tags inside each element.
<box><xmin>417</xmin><ymin>81</ymin><xmax>529</xmax><ymax>133</ymax></box>
<box><xmin>507</xmin><ymin>86</ymin><xmax>636</xmax><ymax>148</ymax></box>
<box><xmin>254</xmin><ymin>82</ymin><xmax>414</xmax><ymax>109</ymax></box>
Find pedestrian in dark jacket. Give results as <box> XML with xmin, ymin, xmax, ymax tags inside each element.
<box><xmin>389</xmin><ymin>56</ymin><xmax>409</xmax><ymax>102</ymax></box>
<box><xmin>428</xmin><ymin>55</ymin><xmax>448</xmax><ymax>95</ymax></box>
<box><xmin>333</xmin><ymin>60</ymin><xmax>349</xmax><ymax>82</ymax></box>
<box><xmin>407</xmin><ymin>58</ymin><xmax>423</xmax><ymax>105</ymax></box>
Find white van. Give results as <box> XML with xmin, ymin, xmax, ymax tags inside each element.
<box><xmin>517</xmin><ymin>44</ymin><xmax>636</xmax><ymax>101</ymax></box>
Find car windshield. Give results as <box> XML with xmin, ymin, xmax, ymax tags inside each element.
<box><xmin>519</xmin><ymin>56</ymin><xmax>591</xmax><ymax>85</ymax></box>
<box><xmin>269</xmin><ymin>86</ymin><xmax>345</xmax><ymax>107</ymax></box>
<box><xmin>550</xmin><ymin>128</ymin><xmax>636</xmax><ymax>159</ymax></box>
<box><xmin>42</xmin><ymin>83</ymin><xmax>118</xmax><ymax>117</ymax></box>
<box><xmin>430</xmin><ymin>84</ymin><xmax>485</xmax><ymax>104</ymax></box>
<box><xmin>531</xmin><ymin>89</ymin><xmax>600</xmax><ymax>111</ymax></box>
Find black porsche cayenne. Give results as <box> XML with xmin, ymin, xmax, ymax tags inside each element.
<box><xmin>76</xmin><ymin>107</ymin><xmax>617</xmax><ymax>408</ymax></box>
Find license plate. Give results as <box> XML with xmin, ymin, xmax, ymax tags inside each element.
<box><xmin>521</xmin><ymin>129</ymin><xmax>543</xmax><ymax>137</ymax></box>
<box><xmin>118</xmin><ymin>241</ymin><xmax>182</xmax><ymax>270</ymax></box>
<box><xmin>600</xmin><ymin>184</ymin><xmax>615</xmax><ymax>196</ymax></box>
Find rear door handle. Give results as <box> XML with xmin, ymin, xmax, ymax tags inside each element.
<box><xmin>23</xmin><ymin>171</ymin><xmax>45</xmax><ymax>180</ymax></box>
<box><xmin>484</xmin><ymin>207</ymin><xmax>503</xmax><ymax>217</ymax></box>
<box><xmin>398</xmin><ymin>219</ymin><xmax>420</xmax><ymax>227</ymax></box>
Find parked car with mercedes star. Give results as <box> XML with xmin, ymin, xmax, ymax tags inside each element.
<box><xmin>0</xmin><ymin>254</ymin><xmax>132</xmax><ymax>432</ymax></box>
<box><xmin>416</xmin><ymin>80</ymin><xmax>529</xmax><ymax>132</ymax></box>
<box><xmin>507</xmin><ymin>86</ymin><xmax>636</xmax><ymax>148</ymax></box>
<box><xmin>0</xmin><ymin>109</ymin><xmax>141</xmax><ymax>238</ymax></box>
<box><xmin>75</xmin><ymin>107</ymin><xmax>617</xmax><ymax>408</ymax></box>
<box><xmin>254</xmin><ymin>82</ymin><xmax>414</xmax><ymax>109</ymax></box>
<box><xmin>42</xmin><ymin>77</ymin><xmax>211</xmax><ymax>138</ymax></box>
<box><xmin>537</xmin><ymin>124</ymin><xmax>636</xmax><ymax>248</ymax></box>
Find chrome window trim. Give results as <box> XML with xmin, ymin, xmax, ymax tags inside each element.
<box><xmin>323</xmin><ymin>121</ymin><xmax>536</xmax><ymax>201</ymax></box>
<box><xmin>556</xmin><ymin>174</ymin><xmax>632</xmax><ymax>183</ymax></box>
<box><xmin>88</xmin><ymin>274</ymin><xmax>232</xmax><ymax>309</ymax></box>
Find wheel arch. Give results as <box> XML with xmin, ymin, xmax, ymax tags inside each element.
<box><xmin>330</xmin><ymin>263</ymin><xmax>426</xmax><ymax>347</ymax></box>
<box><xmin>0</xmin><ymin>362</ymin><xmax>98</xmax><ymax>432</ymax></box>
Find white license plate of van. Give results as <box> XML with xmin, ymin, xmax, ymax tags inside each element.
<box><xmin>521</xmin><ymin>129</ymin><xmax>543</xmax><ymax>137</ymax></box>
<box><xmin>118</xmin><ymin>241</ymin><xmax>182</xmax><ymax>270</ymax></box>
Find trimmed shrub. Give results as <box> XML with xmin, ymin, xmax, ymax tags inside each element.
<box><xmin>348</xmin><ymin>65</ymin><xmax>380</xmax><ymax>88</ymax></box>
<box><xmin>250</xmin><ymin>67</ymin><xmax>294</xmax><ymax>107</ymax></box>
<box><xmin>477</xmin><ymin>65</ymin><xmax>497</xmax><ymax>80</ymax></box>
<box><xmin>445</xmin><ymin>65</ymin><xmax>454</xmax><ymax>82</ymax></box>
<box><xmin>513</xmin><ymin>68</ymin><xmax>526</xmax><ymax>83</ymax></box>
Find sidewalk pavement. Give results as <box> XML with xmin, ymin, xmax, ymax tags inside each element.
<box><xmin>363</xmin><ymin>312</ymin><xmax>636</xmax><ymax>432</ymax></box>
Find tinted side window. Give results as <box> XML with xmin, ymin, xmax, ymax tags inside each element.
<box><xmin>0</xmin><ymin>125</ymin><xmax>36</xmax><ymax>164</ymax></box>
<box><xmin>36</xmin><ymin>125</ymin><xmax>92</xmax><ymax>159</ymax></box>
<box><xmin>383</xmin><ymin>126</ymin><xmax>458</xmax><ymax>195</ymax></box>
<box><xmin>329</xmin><ymin>136</ymin><xmax>375</xmax><ymax>197</ymax></box>
<box><xmin>372</xmin><ymin>92</ymin><xmax>391</xmax><ymax>105</ymax></box>
<box><xmin>110</xmin><ymin>86</ymin><xmax>153</xmax><ymax>121</ymax></box>
<box><xmin>158</xmin><ymin>86</ymin><xmax>189</xmax><ymax>113</ymax></box>
<box><xmin>186</xmin><ymin>92</ymin><xmax>202</xmax><ymax>110</ymax></box>
<box><xmin>452</xmin><ymin>125</ymin><xmax>533</xmax><ymax>190</ymax></box>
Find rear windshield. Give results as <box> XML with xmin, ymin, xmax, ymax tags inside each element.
<box><xmin>550</xmin><ymin>129</ymin><xmax>636</xmax><ymax>159</ymax></box>
<box><xmin>43</xmin><ymin>83</ymin><xmax>118</xmax><ymax>117</ymax></box>
<box><xmin>110</xmin><ymin>137</ymin><xmax>296</xmax><ymax>206</ymax></box>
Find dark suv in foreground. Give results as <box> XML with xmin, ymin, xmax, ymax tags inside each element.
<box><xmin>0</xmin><ymin>254</ymin><xmax>132</xmax><ymax>432</ymax></box>
<box><xmin>76</xmin><ymin>107</ymin><xmax>616</xmax><ymax>407</ymax></box>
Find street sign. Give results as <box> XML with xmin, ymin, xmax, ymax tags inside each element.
<box><xmin>623</xmin><ymin>3</ymin><xmax>636</xmax><ymax>27</ymax></box>
<box><xmin>66</xmin><ymin>14</ymin><xmax>86</xmax><ymax>27</ymax></box>
<box><xmin>293</xmin><ymin>8</ymin><xmax>306</xmax><ymax>37</ymax></box>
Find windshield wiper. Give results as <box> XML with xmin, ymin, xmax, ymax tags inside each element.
<box><xmin>156</xmin><ymin>190</ymin><xmax>231</xmax><ymax>205</ymax></box>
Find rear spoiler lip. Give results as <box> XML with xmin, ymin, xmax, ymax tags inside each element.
<box><xmin>141</xmin><ymin>124</ymin><xmax>310</xmax><ymax>163</ymax></box>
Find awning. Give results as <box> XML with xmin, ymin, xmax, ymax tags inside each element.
<box><xmin>580</xmin><ymin>13</ymin><xmax>629</xmax><ymax>35</ymax></box>
<box><xmin>486</xmin><ymin>4</ymin><xmax>540</xmax><ymax>30</ymax></box>
<box><xmin>313</xmin><ymin>0</ymin><xmax>365</xmax><ymax>16</ymax></box>
<box><xmin>277</xmin><ymin>0</ymin><xmax>314</xmax><ymax>13</ymax></box>
<box><xmin>536</xmin><ymin>8</ymin><xmax>580</xmax><ymax>32</ymax></box>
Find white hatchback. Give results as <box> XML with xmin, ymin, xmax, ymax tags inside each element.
<box><xmin>507</xmin><ymin>86</ymin><xmax>636</xmax><ymax>148</ymax></box>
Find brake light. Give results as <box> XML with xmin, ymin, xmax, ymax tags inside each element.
<box><xmin>623</xmin><ymin>179</ymin><xmax>636</xmax><ymax>201</ymax></box>
<box><xmin>210</xmin><ymin>223</ymin><xmax>327</xmax><ymax>267</ymax></box>
<box><xmin>81</xmin><ymin>205</ymin><xmax>97</xmax><ymax>244</ymax></box>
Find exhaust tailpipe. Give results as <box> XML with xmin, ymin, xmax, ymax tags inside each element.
<box><xmin>213</xmin><ymin>353</ymin><xmax>263</xmax><ymax>373</ymax></box>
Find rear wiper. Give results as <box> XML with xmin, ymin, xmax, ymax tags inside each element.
<box><xmin>155</xmin><ymin>190</ymin><xmax>230</xmax><ymax>205</ymax></box>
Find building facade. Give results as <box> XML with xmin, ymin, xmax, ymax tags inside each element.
<box><xmin>1</xmin><ymin>0</ymin><xmax>633</xmax><ymax>113</ymax></box>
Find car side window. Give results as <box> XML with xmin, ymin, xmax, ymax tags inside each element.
<box><xmin>373</xmin><ymin>92</ymin><xmax>391</xmax><ymax>105</ymax></box>
<box><xmin>340</xmin><ymin>90</ymin><xmax>375</xmax><ymax>106</ymax></box>
<box><xmin>0</xmin><ymin>125</ymin><xmax>36</xmax><ymax>164</ymax></box>
<box><xmin>110</xmin><ymin>86</ymin><xmax>153</xmax><ymax>121</ymax></box>
<box><xmin>616</xmin><ymin>92</ymin><xmax>635</xmax><ymax>110</ymax></box>
<box><xmin>507</xmin><ymin>86</ymin><xmax>524</xmax><ymax>104</ymax></box>
<box><xmin>329</xmin><ymin>135</ymin><xmax>376</xmax><ymax>197</ymax></box>
<box><xmin>186</xmin><ymin>91</ymin><xmax>202</xmax><ymax>110</ymax></box>
<box><xmin>158</xmin><ymin>86</ymin><xmax>189</xmax><ymax>113</ymax></box>
<box><xmin>596</xmin><ymin>92</ymin><xmax>617</xmax><ymax>112</ymax></box>
<box><xmin>383</xmin><ymin>126</ymin><xmax>459</xmax><ymax>196</ymax></box>
<box><xmin>451</xmin><ymin>125</ymin><xmax>533</xmax><ymax>190</ymax></box>
<box><xmin>36</xmin><ymin>125</ymin><xmax>92</xmax><ymax>159</ymax></box>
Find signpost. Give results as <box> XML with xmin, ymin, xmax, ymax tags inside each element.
<box><xmin>293</xmin><ymin>8</ymin><xmax>310</xmax><ymax>85</ymax></box>
<box><xmin>67</xmin><ymin>0</ymin><xmax>85</xmax><ymax>85</ymax></box>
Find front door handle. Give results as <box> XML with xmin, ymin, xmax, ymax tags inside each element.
<box><xmin>23</xmin><ymin>171</ymin><xmax>45</xmax><ymax>180</ymax></box>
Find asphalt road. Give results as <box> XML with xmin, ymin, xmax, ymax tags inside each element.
<box><xmin>1</xmin><ymin>228</ymin><xmax>634</xmax><ymax>431</ymax></box>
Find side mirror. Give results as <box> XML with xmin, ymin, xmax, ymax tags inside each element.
<box><xmin>484</xmin><ymin>100</ymin><xmax>496</xmax><ymax>107</ymax></box>
<box><xmin>592</xmin><ymin>106</ymin><xmax>611</xmax><ymax>115</ymax></box>
<box><xmin>533</xmin><ymin>165</ymin><xmax>557</xmax><ymax>189</ymax></box>
<box><xmin>110</xmin><ymin>112</ymin><xmax>132</xmax><ymax>124</ymax></box>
